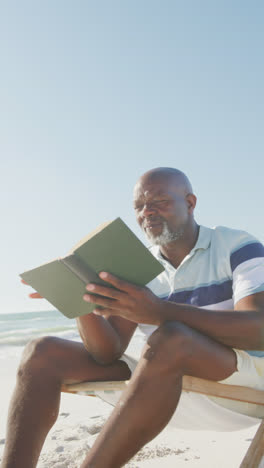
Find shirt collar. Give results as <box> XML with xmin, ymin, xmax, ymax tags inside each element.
<box><xmin>191</xmin><ymin>225</ymin><xmax>212</xmax><ymax>253</ymax></box>
<box><xmin>154</xmin><ymin>225</ymin><xmax>212</xmax><ymax>263</ymax></box>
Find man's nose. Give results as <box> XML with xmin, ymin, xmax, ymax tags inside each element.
<box><xmin>141</xmin><ymin>203</ymin><xmax>156</xmax><ymax>217</ymax></box>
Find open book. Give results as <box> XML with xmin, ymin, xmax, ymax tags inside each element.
<box><xmin>20</xmin><ymin>218</ymin><xmax>164</xmax><ymax>319</ymax></box>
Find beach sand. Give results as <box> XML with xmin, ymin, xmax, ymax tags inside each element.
<box><xmin>0</xmin><ymin>355</ymin><xmax>261</xmax><ymax>467</ymax></box>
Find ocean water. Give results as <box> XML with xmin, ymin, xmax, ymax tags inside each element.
<box><xmin>0</xmin><ymin>310</ymin><xmax>144</xmax><ymax>361</ymax></box>
<box><xmin>0</xmin><ymin>310</ymin><xmax>80</xmax><ymax>360</ymax></box>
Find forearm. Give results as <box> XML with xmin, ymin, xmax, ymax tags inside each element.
<box><xmin>82</xmin><ymin>273</ymin><xmax>264</xmax><ymax>350</ymax></box>
<box><xmin>158</xmin><ymin>302</ymin><xmax>264</xmax><ymax>350</ymax></box>
<box><xmin>76</xmin><ymin>314</ymin><xmax>122</xmax><ymax>364</ymax></box>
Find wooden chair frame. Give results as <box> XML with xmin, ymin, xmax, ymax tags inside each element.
<box><xmin>63</xmin><ymin>376</ymin><xmax>264</xmax><ymax>468</ymax></box>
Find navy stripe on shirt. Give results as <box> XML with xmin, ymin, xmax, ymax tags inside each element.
<box><xmin>165</xmin><ymin>279</ymin><xmax>233</xmax><ymax>307</ymax></box>
<box><xmin>230</xmin><ymin>242</ymin><xmax>264</xmax><ymax>272</ymax></box>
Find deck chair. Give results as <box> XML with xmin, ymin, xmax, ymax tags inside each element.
<box><xmin>62</xmin><ymin>377</ymin><xmax>264</xmax><ymax>468</ymax></box>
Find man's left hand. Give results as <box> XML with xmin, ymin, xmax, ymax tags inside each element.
<box><xmin>83</xmin><ymin>272</ymin><xmax>163</xmax><ymax>325</ymax></box>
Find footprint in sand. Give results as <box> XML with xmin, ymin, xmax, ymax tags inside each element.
<box><xmin>87</xmin><ymin>418</ymin><xmax>106</xmax><ymax>435</ymax></box>
<box><xmin>64</xmin><ymin>435</ymin><xmax>79</xmax><ymax>441</ymax></box>
<box><xmin>55</xmin><ymin>446</ymin><xmax>64</xmax><ymax>453</ymax></box>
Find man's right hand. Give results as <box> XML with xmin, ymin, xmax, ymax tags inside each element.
<box><xmin>21</xmin><ymin>279</ymin><xmax>43</xmax><ymax>299</ymax></box>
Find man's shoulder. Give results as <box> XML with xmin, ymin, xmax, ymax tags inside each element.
<box><xmin>209</xmin><ymin>225</ymin><xmax>261</xmax><ymax>252</ymax></box>
<box><xmin>207</xmin><ymin>226</ymin><xmax>264</xmax><ymax>274</ymax></box>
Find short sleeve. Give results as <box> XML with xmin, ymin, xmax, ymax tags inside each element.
<box><xmin>231</xmin><ymin>241</ymin><xmax>264</xmax><ymax>304</ymax></box>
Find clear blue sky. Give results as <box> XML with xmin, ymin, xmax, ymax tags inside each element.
<box><xmin>1</xmin><ymin>1</ymin><xmax>263</xmax><ymax>313</ymax></box>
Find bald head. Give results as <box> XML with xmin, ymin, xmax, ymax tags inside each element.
<box><xmin>134</xmin><ymin>167</ymin><xmax>193</xmax><ymax>198</ymax></box>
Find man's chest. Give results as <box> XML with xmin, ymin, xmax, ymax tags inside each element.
<box><xmin>149</xmin><ymin>248</ymin><xmax>233</xmax><ymax>308</ymax></box>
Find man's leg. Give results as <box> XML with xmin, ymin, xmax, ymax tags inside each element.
<box><xmin>1</xmin><ymin>337</ymin><xmax>131</xmax><ymax>468</ymax></box>
<box><xmin>81</xmin><ymin>321</ymin><xmax>238</xmax><ymax>468</ymax></box>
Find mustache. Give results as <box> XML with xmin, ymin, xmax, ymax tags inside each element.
<box><xmin>143</xmin><ymin>218</ymin><xmax>164</xmax><ymax>228</ymax></box>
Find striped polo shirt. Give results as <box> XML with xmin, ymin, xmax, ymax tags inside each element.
<box><xmin>138</xmin><ymin>225</ymin><xmax>264</xmax><ymax>357</ymax></box>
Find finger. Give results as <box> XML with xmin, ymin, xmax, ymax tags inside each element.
<box><xmin>83</xmin><ymin>293</ymin><xmax>117</xmax><ymax>309</ymax></box>
<box><xmin>99</xmin><ymin>272</ymin><xmax>139</xmax><ymax>293</ymax></box>
<box><xmin>85</xmin><ymin>283</ymin><xmax>126</xmax><ymax>300</ymax></box>
<box><xmin>29</xmin><ymin>292</ymin><xmax>43</xmax><ymax>299</ymax></box>
<box><xmin>21</xmin><ymin>279</ymin><xmax>29</xmax><ymax>285</ymax></box>
<box><xmin>93</xmin><ymin>308</ymin><xmax>115</xmax><ymax>318</ymax></box>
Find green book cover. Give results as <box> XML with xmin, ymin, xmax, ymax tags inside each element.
<box><xmin>20</xmin><ymin>218</ymin><xmax>164</xmax><ymax>319</ymax></box>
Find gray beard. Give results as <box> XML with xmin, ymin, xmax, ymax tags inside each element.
<box><xmin>146</xmin><ymin>222</ymin><xmax>184</xmax><ymax>246</ymax></box>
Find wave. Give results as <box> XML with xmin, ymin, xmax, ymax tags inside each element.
<box><xmin>0</xmin><ymin>325</ymin><xmax>76</xmax><ymax>338</ymax></box>
<box><xmin>0</xmin><ymin>309</ymin><xmax>79</xmax><ymax>348</ymax></box>
<box><xmin>0</xmin><ymin>311</ymin><xmax>57</xmax><ymax>321</ymax></box>
<box><xmin>0</xmin><ymin>329</ymin><xmax>80</xmax><ymax>347</ymax></box>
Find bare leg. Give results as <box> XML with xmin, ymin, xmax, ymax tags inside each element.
<box><xmin>81</xmin><ymin>321</ymin><xmax>238</xmax><ymax>468</ymax></box>
<box><xmin>1</xmin><ymin>337</ymin><xmax>131</xmax><ymax>468</ymax></box>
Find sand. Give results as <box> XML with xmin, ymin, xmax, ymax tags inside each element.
<box><xmin>0</xmin><ymin>355</ymin><xmax>261</xmax><ymax>467</ymax></box>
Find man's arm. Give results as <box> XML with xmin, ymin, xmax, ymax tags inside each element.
<box><xmin>153</xmin><ymin>291</ymin><xmax>264</xmax><ymax>350</ymax></box>
<box><xmin>83</xmin><ymin>272</ymin><xmax>264</xmax><ymax>351</ymax></box>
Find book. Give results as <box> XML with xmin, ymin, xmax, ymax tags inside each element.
<box><xmin>20</xmin><ymin>218</ymin><xmax>164</xmax><ymax>319</ymax></box>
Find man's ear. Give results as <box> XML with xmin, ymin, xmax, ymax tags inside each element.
<box><xmin>186</xmin><ymin>193</ymin><xmax>197</xmax><ymax>213</ymax></box>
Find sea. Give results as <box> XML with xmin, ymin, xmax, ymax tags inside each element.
<box><xmin>0</xmin><ymin>310</ymin><xmax>80</xmax><ymax>360</ymax></box>
<box><xmin>0</xmin><ymin>310</ymin><xmax>144</xmax><ymax>361</ymax></box>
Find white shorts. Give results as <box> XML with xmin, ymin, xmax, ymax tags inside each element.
<box><xmin>95</xmin><ymin>350</ymin><xmax>263</xmax><ymax>431</ymax></box>
<box><xmin>209</xmin><ymin>349</ymin><xmax>264</xmax><ymax>419</ymax></box>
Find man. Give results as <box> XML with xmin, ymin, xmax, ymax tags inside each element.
<box><xmin>2</xmin><ymin>167</ymin><xmax>264</xmax><ymax>468</ymax></box>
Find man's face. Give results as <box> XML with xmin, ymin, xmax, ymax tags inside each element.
<box><xmin>133</xmin><ymin>175</ymin><xmax>191</xmax><ymax>246</ymax></box>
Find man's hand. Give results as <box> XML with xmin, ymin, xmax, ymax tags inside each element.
<box><xmin>83</xmin><ymin>272</ymin><xmax>163</xmax><ymax>325</ymax></box>
<box><xmin>21</xmin><ymin>279</ymin><xmax>43</xmax><ymax>299</ymax></box>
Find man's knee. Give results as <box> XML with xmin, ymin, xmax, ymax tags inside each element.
<box><xmin>18</xmin><ymin>336</ymin><xmax>62</xmax><ymax>379</ymax></box>
<box><xmin>145</xmin><ymin>321</ymin><xmax>195</xmax><ymax>372</ymax></box>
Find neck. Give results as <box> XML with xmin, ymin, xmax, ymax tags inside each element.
<box><xmin>159</xmin><ymin>222</ymin><xmax>199</xmax><ymax>269</ymax></box>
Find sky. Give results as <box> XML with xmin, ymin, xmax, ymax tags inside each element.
<box><xmin>0</xmin><ymin>1</ymin><xmax>263</xmax><ymax>313</ymax></box>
